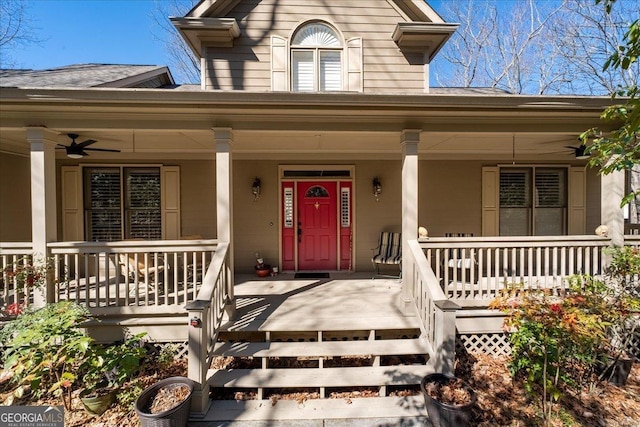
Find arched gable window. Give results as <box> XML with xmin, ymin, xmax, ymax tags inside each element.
<box><xmin>290</xmin><ymin>22</ymin><xmax>342</xmax><ymax>92</ymax></box>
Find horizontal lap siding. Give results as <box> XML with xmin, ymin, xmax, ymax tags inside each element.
<box><xmin>204</xmin><ymin>0</ymin><xmax>426</xmax><ymax>92</ymax></box>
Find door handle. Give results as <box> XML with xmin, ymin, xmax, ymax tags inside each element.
<box><xmin>298</xmin><ymin>222</ymin><xmax>302</xmax><ymax>242</ymax></box>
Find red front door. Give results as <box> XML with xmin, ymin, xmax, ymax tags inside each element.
<box><xmin>297</xmin><ymin>181</ymin><xmax>337</xmax><ymax>270</ymax></box>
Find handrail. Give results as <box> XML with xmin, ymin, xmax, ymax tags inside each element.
<box><xmin>407</xmin><ymin>239</ymin><xmax>459</xmax><ymax>375</ymax></box>
<box><xmin>184</xmin><ymin>242</ymin><xmax>230</xmax><ymax>416</ymax></box>
<box><xmin>0</xmin><ymin>242</ymin><xmax>34</xmax><ymax>254</ymax></box>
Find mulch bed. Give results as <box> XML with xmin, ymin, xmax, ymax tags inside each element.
<box><xmin>2</xmin><ymin>352</ymin><xmax>639</xmax><ymax>426</ymax></box>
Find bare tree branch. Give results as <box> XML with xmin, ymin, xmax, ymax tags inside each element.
<box><xmin>150</xmin><ymin>0</ymin><xmax>200</xmax><ymax>84</ymax></box>
<box><xmin>432</xmin><ymin>0</ymin><xmax>640</xmax><ymax>95</ymax></box>
<box><xmin>0</xmin><ymin>0</ymin><xmax>41</xmax><ymax>68</ymax></box>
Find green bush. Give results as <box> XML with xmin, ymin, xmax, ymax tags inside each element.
<box><xmin>0</xmin><ymin>301</ymin><xmax>92</xmax><ymax>409</ymax></box>
<box><xmin>0</xmin><ymin>301</ymin><xmax>147</xmax><ymax>411</ymax></box>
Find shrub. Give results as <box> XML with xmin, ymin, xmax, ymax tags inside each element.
<box><xmin>0</xmin><ymin>301</ymin><xmax>92</xmax><ymax>409</ymax></box>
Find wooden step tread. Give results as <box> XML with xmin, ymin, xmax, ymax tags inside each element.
<box><xmin>196</xmin><ymin>396</ymin><xmax>427</xmax><ymax>422</ymax></box>
<box><xmin>220</xmin><ymin>315</ymin><xmax>422</xmax><ymax>332</ymax></box>
<box><xmin>207</xmin><ymin>365</ymin><xmax>434</xmax><ymax>389</ymax></box>
<box><xmin>213</xmin><ymin>338</ymin><xmax>430</xmax><ymax>358</ymax></box>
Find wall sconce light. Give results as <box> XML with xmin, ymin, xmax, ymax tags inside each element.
<box><xmin>252</xmin><ymin>177</ymin><xmax>261</xmax><ymax>201</ymax></box>
<box><xmin>372</xmin><ymin>177</ymin><xmax>382</xmax><ymax>201</ymax></box>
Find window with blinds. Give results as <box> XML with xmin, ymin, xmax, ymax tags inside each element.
<box><xmin>84</xmin><ymin>167</ymin><xmax>161</xmax><ymax>241</ymax></box>
<box><xmin>499</xmin><ymin>167</ymin><xmax>566</xmax><ymax>236</ymax></box>
<box><xmin>126</xmin><ymin>168</ymin><xmax>161</xmax><ymax>239</ymax></box>
<box><xmin>291</xmin><ymin>22</ymin><xmax>342</xmax><ymax>92</ymax></box>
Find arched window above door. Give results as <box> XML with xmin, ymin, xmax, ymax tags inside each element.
<box><xmin>291</xmin><ymin>22</ymin><xmax>343</xmax><ymax>92</ymax></box>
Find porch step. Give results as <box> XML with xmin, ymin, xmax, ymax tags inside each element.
<box><xmin>212</xmin><ymin>337</ymin><xmax>430</xmax><ymax>358</ymax></box>
<box><xmin>190</xmin><ymin>396</ymin><xmax>428</xmax><ymax>425</ymax></box>
<box><xmin>207</xmin><ymin>365</ymin><xmax>434</xmax><ymax>389</ymax></box>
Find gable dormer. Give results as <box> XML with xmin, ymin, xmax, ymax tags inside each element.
<box><xmin>171</xmin><ymin>0</ymin><xmax>457</xmax><ymax>93</ymax></box>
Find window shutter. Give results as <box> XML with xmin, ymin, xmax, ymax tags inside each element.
<box><xmin>292</xmin><ymin>50</ymin><xmax>314</xmax><ymax>91</ymax></box>
<box><xmin>61</xmin><ymin>166</ymin><xmax>84</xmax><ymax>241</ymax></box>
<box><xmin>162</xmin><ymin>166</ymin><xmax>180</xmax><ymax>239</ymax></box>
<box><xmin>346</xmin><ymin>38</ymin><xmax>363</xmax><ymax>92</ymax></box>
<box><xmin>568</xmin><ymin>166</ymin><xmax>586</xmax><ymax>235</ymax></box>
<box><xmin>482</xmin><ymin>166</ymin><xmax>499</xmax><ymax>236</ymax></box>
<box><xmin>271</xmin><ymin>36</ymin><xmax>287</xmax><ymax>91</ymax></box>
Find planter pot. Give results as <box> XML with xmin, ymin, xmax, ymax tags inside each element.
<box><xmin>601</xmin><ymin>357</ymin><xmax>634</xmax><ymax>386</ymax></box>
<box><xmin>135</xmin><ymin>376</ymin><xmax>194</xmax><ymax>427</ymax></box>
<box><xmin>80</xmin><ymin>388</ymin><xmax>118</xmax><ymax>415</ymax></box>
<box><xmin>421</xmin><ymin>373</ymin><xmax>477</xmax><ymax>427</ymax></box>
<box><xmin>255</xmin><ymin>265</ymin><xmax>271</xmax><ymax>277</ymax></box>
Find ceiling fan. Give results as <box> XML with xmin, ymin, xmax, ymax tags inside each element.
<box><xmin>565</xmin><ymin>144</ymin><xmax>590</xmax><ymax>160</ymax></box>
<box><xmin>539</xmin><ymin>137</ymin><xmax>590</xmax><ymax>160</ymax></box>
<box><xmin>57</xmin><ymin>133</ymin><xmax>121</xmax><ymax>159</ymax></box>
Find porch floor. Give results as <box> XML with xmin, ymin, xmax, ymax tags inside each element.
<box><xmin>225</xmin><ymin>272</ymin><xmax>420</xmax><ymax>333</ymax></box>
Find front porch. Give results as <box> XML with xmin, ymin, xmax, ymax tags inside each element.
<box><xmin>4</xmin><ymin>234</ymin><xmax>639</xmax><ymax>422</ymax></box>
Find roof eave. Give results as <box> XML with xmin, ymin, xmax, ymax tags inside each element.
<box><xmin>170</xmin><ymin>17</ymin><xmax>241</xmax><ymax>57</ymax></box>
<box><xmin>0</xmin><ymin>87</ymin><xmax>617</xmax><ymax>112</ymax></box>
<box><xmin>392</xmin><ymin>23</ymin><xmax>459</xmax><ymax>62</ymax></box>
<box><xmin>94</xmin><ymin>66</ymin><xmax>175</xmax><ymax>88</ymax></box>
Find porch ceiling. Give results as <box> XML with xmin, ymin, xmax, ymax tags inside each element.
<box><xmin>0</xmin><ymin>88</ymin><xmax>615</xmax><ymax>161</ymax></box>
<box><xmin>0</xmin><ymin>128</ymin><xmax>591</xmax><ymax>161</ymax></box>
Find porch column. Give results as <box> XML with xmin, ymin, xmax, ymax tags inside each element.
<box><xmin>601</xmin><ymin>169</ymin><xmax>625</xmax><ymax>247</ymax></box>
<box><xmin>27</xmin><ymin>127</ymin><xmax>57</xmax><ymax>306</ymax></box>
<box><xmin>214</xmin><ymin>127</ymin><xmax>236</xmax><ymax>319</ymax></box>
<box><xmin>401</xmin><ymin>129</ymin><xmax>420</xmax><ymax>313</ymax></box>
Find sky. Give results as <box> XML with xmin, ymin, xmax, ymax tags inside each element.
<box><xmin>5</xmin><ymin>0</ymin><xmax>447</xmax><ymax>72</ymax></box>
<box><xmin>6</xmin><ymin>0</ymin><xmax>175</xmax><ymax>70</ymax></box>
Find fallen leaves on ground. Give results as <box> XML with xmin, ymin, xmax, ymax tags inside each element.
<box><xmin>2</xmin><ymin>352</ymin><xmax>638</xmax><ymax>426</ymax></box>
<box><xmin>456</xmin><ymin>351</ymin><xmax>640</xmax><ymax>427</ymax></box>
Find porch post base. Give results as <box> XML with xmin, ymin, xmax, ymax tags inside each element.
<box><xmin>224</xmin><ymin>296</ymin><xmax>238</xmax><ymax>321</ymax></box>
<box><xmin>189</xmin><ymin>388</ymin><xmax>211</xmax><ymax>418</ymax></box>
<box><xmin>401</xmin><ymin>297</ymin><xmax>416</xmax><ymax>317</ymax></box>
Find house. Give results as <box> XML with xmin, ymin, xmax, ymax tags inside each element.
<box><xmin>0</xmin><ymin>0</ymin><xmax>635</xmax><ymax>422</ymax></box>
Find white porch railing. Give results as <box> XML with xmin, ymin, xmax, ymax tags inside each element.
<box><xmin>625</xmin><ymin>234</ymin><xmax>640</xmax><ymax>247</ymax></box>
<box><xmin>406</xmin><ymin>239</ymin><xmax>458</xmax><ymax>375</ymax></box>
<box><xmin>184</xmin><ymin>242</ymin><xmax>231</xmax><ymax>415</ymax></box>
<box><xmin>47</xmin><ymin>239</ymin><xmax>218</xmax><ymax>311</ymax></box>
<box><xmin>420</xmin><ymin>236</ymin><xmax>612</xmax><ymax>301</ymax></box>
<box><xmin>0</xmin><ymin>243</ymin><xmax>36</xmax><ymax>314</ymax></box>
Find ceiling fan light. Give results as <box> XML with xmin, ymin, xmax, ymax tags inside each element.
<box><xmin>66</xmin><ymin>152</ymin><xmax>84</xmax><ymax>159</ymax></box>
<box><xmin>576</xmin><ymin>154</ymin><xmax>590</xmax><ymax>160</ymax></box>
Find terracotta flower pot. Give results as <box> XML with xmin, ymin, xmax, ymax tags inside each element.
<box><xmin>255</xmin><ymin>264</ymin><xmax>271</xmax><ymax>277</ymax></box>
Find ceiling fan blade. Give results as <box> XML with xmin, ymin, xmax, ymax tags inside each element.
<box><xmin>76</xmin><ymin>139</ymin><xmax>97</xmax><ymax>148</ymax></box>
<box><xmin>84</xmin><ymin>147</ymin><xmax>121</xmax><ymax>153</ymax></box>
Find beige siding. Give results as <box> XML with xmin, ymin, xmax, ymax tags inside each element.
<box><xmin>0</xmin><ymin>152</ymin><xmax>31</xmax><ymax>241</ymax></box>
<box><xmin>178</xmin><ymin>160</ymin><xmax>217</xmax><ymax>239</ymax></box>
<box><xmin>353</xmin><ymin>160</ymin><xmax>403</xmax><ymax>269</ymax></box>
<box><xmin>204</xmin><ymin>0</ymin><xmax>427</xmax><ymax>93</ymax></box>
<box><xmin>421</xmin><ymin>161</ymin><xmax>484</xmax><ymax>238</ymax></box>
<box><xmin>233</xmin><ymin>160</ymin><xmax>282</xmax><ymax>271</ymax></box>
